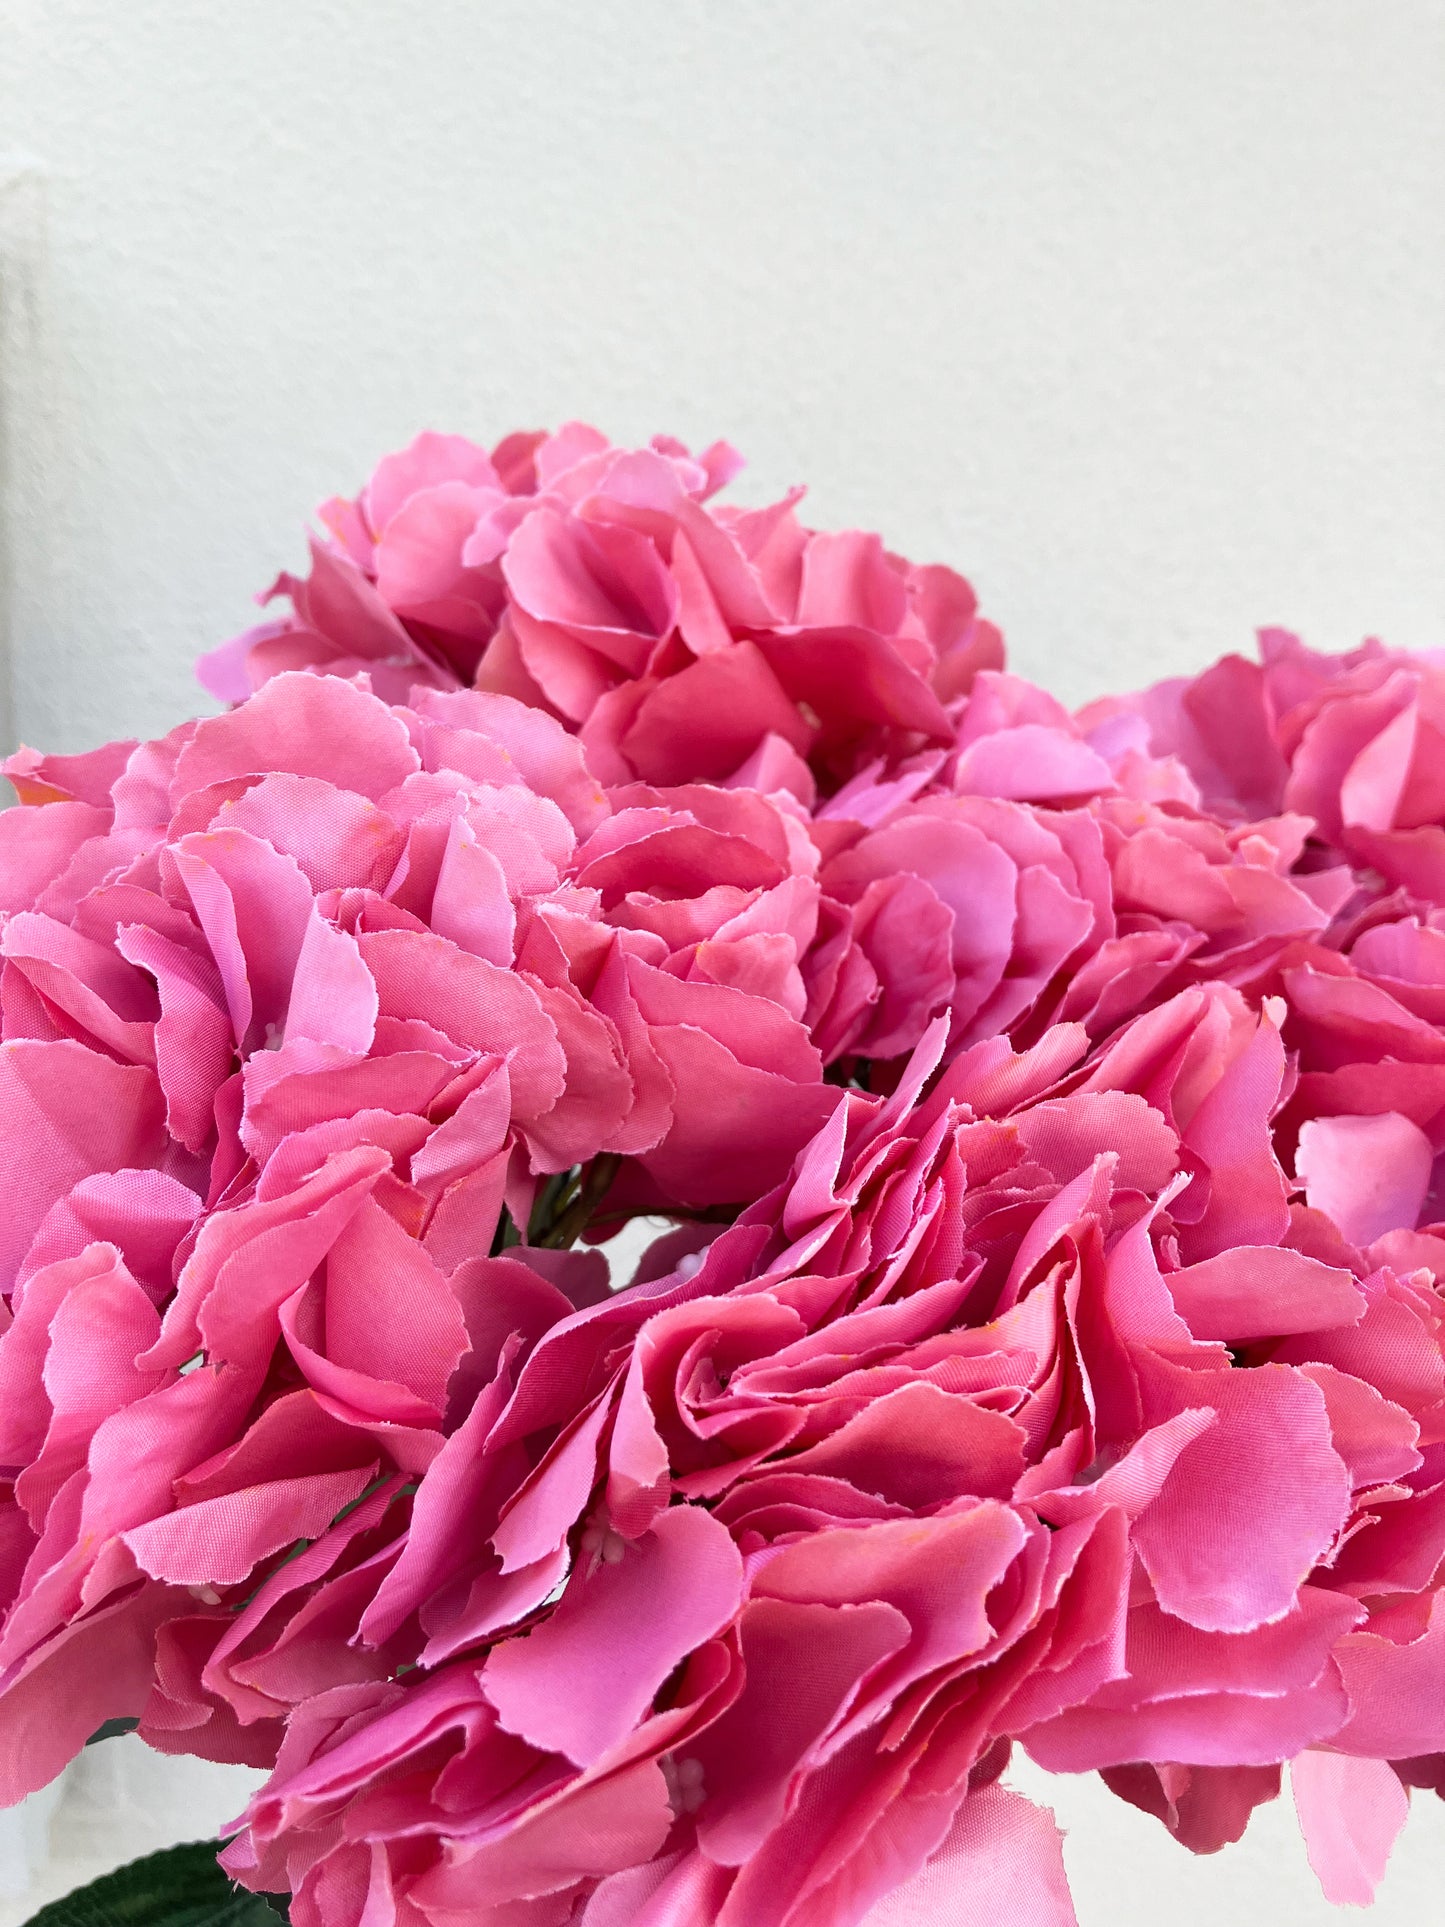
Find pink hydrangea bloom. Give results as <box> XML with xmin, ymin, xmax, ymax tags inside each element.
<box><xmin>1081</xmin><ymin>627</ymin><xmax>1445</xmax><ymax>895</ymax></box>
<box><xmin>0</xmin><ymin>670</ymin><xmax>856</xmax><ymax>1795</ymax></box>
<box><xmin>805</xmin><ymin>669</ymin><xmax>1343</xmax><ymax>1065</ymax></box>
<box><xmin>4</xmin><ymin>426</ymin><xmax>1445</xmax><ymax>1922</ymax></box>
<box><xmin>180</xmin><ymin>990</ymin><xmax>1442</xmax><ymax>1924</ymax></box>
<box><xmin>198</xmin><ymin>425</ymin><xmax>1003</xmax><ymax>795</ymax></box>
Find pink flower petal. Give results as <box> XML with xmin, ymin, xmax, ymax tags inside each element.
<box><xmin>1295</xmin><ymin>1110</ymin><xmax>1434</xmax><ymax>1246</ymax></box>
<box><xmin>481</xmin><ymin>1505</ymin><xmax>743</xmax><ymax>1766</ymax></box>
<box><xmin>1291</xmin><ymin>1751</ymin><xmax>1410</xmax><ymax>1906</ymax></box>
<box><xmin>860</xmin><ymin>1786</ymin><xmax>1078</xmax><ymax>1927</ymax></box>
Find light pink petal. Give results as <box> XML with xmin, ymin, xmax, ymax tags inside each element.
<box><xmin>826</xmin><ymin>815</ymin><xmax>1017</xmax><ymax>1025</ymax></box>
<box><xmin>365</xmin><ymin>429</ymin><xmax>502</xmax><ymax>530</ymax></box>
<box><xmin>123</xmin><ymin>1465</ymin><xmax>376</xmax><ymax>1586</ymax></box>
<box><xmin>490</xmin><ymin>1384</ymin><xmax>620</xmax><ymax>1576</ymax></box>
<box><xmin>114</xmin><ymin>922</ymin><xmax>234</xmax><ymax>1153</ymax></box>
<box><xmin>1</xmin><ymin>912</ymin><xmax>156</xmax><ymax>1066</ymax></box>
<box><xmin>428</xmin><ymin>816</ymin><xmax>516</xmax><ymax>965</ymax></box>
<box><xmin>172</xmin><ymin>672</ymin><xmax>420</xmax><ymax>804</ymax></box>
<box><xmin>1100</xmin><ymin>1589</ymin><xmax>1361</xmax><ymax>1707</ymax></box>
<box><xmin>19</xmin><ymin>1254</ymin><xmax>168</xmax><ymax>1520</ymax></box>
<box><xmin>419</xmin><ymin>1544</ymin><xmax>571</xmax><ymax>1665</ymax></box>
<box><xmin>860</xmin><ymin>1786</ymin><xmax>1078</xmax><ymax>1927</ymax></box>
<box><xmin>284</xmin><ymin>910</ymin><xmax>378</xmax><ymax>1054</ymax></box>
<box><xmin>619</xmin><ymin>645</ymin><xmax>813</xmax><ymax>786</ymax></box>
<box><xmin>795</xmin><ymin>530</ymin><xmax>907</xmax><ymax>635</ymax></box>
<box><xmin>1025</xmin><ymin>1668</ymin><xmax>1348</xmax><ymax>1771</ymax></box>
<box><xmin>1164</xmin><ymin>1245</ymin><xmax>1366</xmax><ymax>1342</ymax></box>
<box><xmin>953</xmin><ymin>723</ymin><xmax>1114</xmax><ymax>802</ymax></box>
<box><xmin>1291</xmin><ymin>1752</ymin><xmax>1410</xmax><ymax>1906</ymax></box>
<box><xmin>1015</xmin><ymin>1092</ymin><xmax>1178</xmax><ymax>1196</ymax></box>
<box><xmin>319</xmin><ymin>1196</ymin><xmax>468</xmax><ymax>1415</ymax></box>
<box><xmin>1178</xmin><ymin>1004</ymin><xmax>1291</xmax><ymax>1261</ymax></box>
<box><xmin>171</xmin><ymin>828</ymin><xmax>315</xmax><ymax>1046</ymax></box>
<box><xmin>358</xmin><ymin>1347</ymin><xmax>520</xmax><ymax>1648</ymax></box>
<box><xmin>503</xmin><ymin>507</ymin><xmax>677</xmax><ymax>640</ymax></box>
<box><xmin>214</xmin><ymin>772</ymin><xmax>403</xmax><ymax>894</ymax></box>
<box><xmin>1296</xmin><ymin>1111</ymin><xmax>1434</xmax><ymax>1246</ymax></box>
<box><xmin>407</xmin><ymin>685</ymin><xmax>609</xmax><ymax>837</ymax></box>
<box><xmin>581</xmin><ymin>1854</ymin><xmax>733</xmax><ymax>1927</ymax></box>
<box><xmin>723</xmin><ymin>731</ymin><xmax>818</xmax><ymax>807</ymax></box>
<box><xmin>20</xmin><ymin>1169</ymin><xmax>200</xmax><ymax>1294</ymax></box>
<box><xmin>413</xmin><ymin>1756</ymin><xmax>674</xmax><ymax>1908</ymax></box>
<box><xmin>1338</xmin><ymin>699</ymin><xmax>1419</xmax><ymax>833</ymax></box>
<box><xmin>1134</xmin><ymin>1363</ymin><xmax>1351</xmax><ymax>1632</ymax></box>
<box><xmin>278</xmin><ymin>1283</ymin><xmax>441</xmax><ymax>1434</ymax></box>
<box><xmin>758</xmin><ymin>625</ymin><xmax>953</xmax><ymax>742</ymax></box>
<box><xmin>1284</xmin><ymin>670</ymin><xmax>1415</xmax><ymax>842</ymax></box>
<box><xmin>520</xmin><ymin>978</ymin><xmax>636</xmax><ymax>1171</ymax></box>
<box><xmin>752</xmin><ymin>1506</ymin><xmax>1028</xmax><ymax>1720</ymax></box>
<box><xmin>0</xmin><ymin>802</ymin><xmax>110</xmax><ymax>917</ymax></box>
<box><xmin>1295</xmin><ymin>1363</ymin><xmax>1422</xmax><ymax>1488</ymax></box>
<box><xmin>717</xmin><ymin>1747</ymin><xmax>954</xmax><ymax>1927</ymax></box>
<box><xmin>145</xmin><ymin>1141</ymin><xmax>389</xmax><ymax>1372</ymax></box>
<box><xmin>372</xmin><ymin>481</ymin><xmax>502</xmax><ymax>615</ymax></box>
<box><xmin>4</xmin><ymin>740</ymin><xmax>132</xmax><ymax>810</ymax></box>
<box><xmin>841</xmin><ymin>874</ymin><xmax>956</xmax><ymax>1059</ymax></box>
<box><xmin>359</xmin><ymin>927</ymin><xmax>565</xmax><ymax>1122</ymax></box>
<box><xmin>1333</xmin><ymin>1591</ymin><xmax>1445</xmax><ymax>1758</ymax></box>
<box><xmin>636</xmin><ymin>1023</ymin><xmax>835</xmax><ymax>1209</ymax></box>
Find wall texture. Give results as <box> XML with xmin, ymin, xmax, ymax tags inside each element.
<box><xmin>2</xmin><ymin>1</ymin><xmax>1443</xmax><ymax>756</ymax></box>
<box><xmin>1</xmin><ymin>3</ymin><xmax>1444</xmax><ymax>1921</ymax></box>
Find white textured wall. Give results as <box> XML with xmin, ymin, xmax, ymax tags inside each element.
<box><xmin>2</xmin><ymin>1</ymin><xmax>1444</xmax><ymax>755</ymax></box>
<box><xmin>1</xmin><ymin>2</ymin><xmax>1444</xmax><ymax>1920</ymax></box>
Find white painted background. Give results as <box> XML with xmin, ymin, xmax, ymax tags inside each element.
<box><xmin>0</xmin><ymin>2</ymin><xmax>1443</xmax><ymax>1919</ymax></box>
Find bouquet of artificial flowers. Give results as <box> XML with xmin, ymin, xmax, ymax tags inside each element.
<box><xmin>1</xmin><ymin>424</ymin><xmax>1441</xmax><ymax>1925</ymax></box>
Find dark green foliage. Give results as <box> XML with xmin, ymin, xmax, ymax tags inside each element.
<box><xmin>22</xmin><ymin>1839</ymin><xmax>289</xmax><ymax>1926</ymax></box>
<box><xmin>82</xmin><ymin>1721</ymin><xmax>139</xmax><ymax>1747</ymax></box>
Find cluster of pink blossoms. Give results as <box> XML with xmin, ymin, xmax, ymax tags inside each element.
<box><xmin>1</xmin><ymin>424</ymin><xmax>1443</xmax><ymax>1925</ymax></box>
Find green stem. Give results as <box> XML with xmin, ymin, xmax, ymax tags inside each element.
<box><xmin>536</xmin><ymin>1154</ymin><xmax>621</xmax><ymax>1248</ymax></box>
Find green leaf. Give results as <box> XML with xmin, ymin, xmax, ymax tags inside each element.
<box><xmin>83</xmin><ymin>1719</ymin><xmax>139</xmax><ymax>1747</ymax></box>
<box><xmin>23</xmin><ymin>1839</ymin><xmax>289</xmax><ymax>1926</ymax></box>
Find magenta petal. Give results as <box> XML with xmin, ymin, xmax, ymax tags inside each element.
<box><xmin>692</xmin><ymin>1597</ymin><xmax>911</xmax><ymax>1864</ymax></box>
